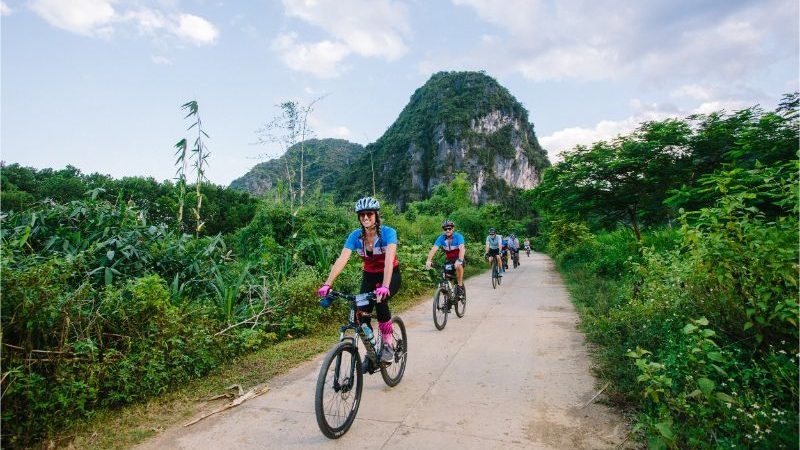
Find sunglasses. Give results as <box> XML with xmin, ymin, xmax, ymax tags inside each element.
<box><xmin>489</xmin><ymin>232</ymin><xmax>496</xmax><ymax>235</ymax></box>
<box><xmin>358</xmin><ymin>211</ymin><xmax>375</xmax><ymax>218</ymax></box>
<box><xmin>443</xmin><ymin>227</ymin><xmax>453</xmax><ymax>231</ymax></box>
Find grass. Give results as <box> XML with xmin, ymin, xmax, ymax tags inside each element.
<box><xmin>52</xmin><ymin>263</ymin><xmax>487</xmax><ymax>450</ymax></box>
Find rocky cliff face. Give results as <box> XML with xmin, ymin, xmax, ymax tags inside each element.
<box><xmin>410</xmin><ymin>110</ymin><xmax>543</xmax><ymax>203</ymax></box>
<box><xmin>232</xmin><ymin>72</ymin><xmax>550</xmax><ymax>207</ymax></box>
<box><xmin>337</xmin><ymin>71</ymin><xmax>550</xmax><ymax>208</ymax></box>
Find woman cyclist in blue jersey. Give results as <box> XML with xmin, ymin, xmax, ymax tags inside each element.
<box><xmin>317</xmin><ymin>197</ymin><xmax>401</xmax><ymax>364</ymax></box>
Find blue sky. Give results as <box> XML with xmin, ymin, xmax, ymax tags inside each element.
<box><xmin>2</xmin><ymin>0</ymin><xmax>797</xmax><ymax>186</ymax></box>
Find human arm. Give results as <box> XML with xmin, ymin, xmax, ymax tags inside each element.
<box><xmin>425</xmin><ymin>244</ymin><xmax>439</xmax><ymax>269</ymax></box>
<box><xmin>377</xmin><ymin>243</ymin><xmax>397</xmax><ymax>301</ymax></box>
<box><xmin>322</xmin><ymin>247</ymin><xmax>352</xmax><ymax>289</ymax></box>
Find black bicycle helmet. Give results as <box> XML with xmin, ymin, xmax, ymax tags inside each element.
<box><xmin>354</xmin><ymin>196</ymin><xmax>380</xmax><ymax>213</ymax></box>
<box><xmin>488</xmin><ymin>227</ymin><xmax>496</xmax><ymax>233</ymax></box>
<box><xmin>442</xmin><ymin>219</ymin><xmax>455</xmax><ymax>229</ymax></box>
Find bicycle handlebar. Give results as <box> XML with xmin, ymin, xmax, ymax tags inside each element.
<box><xmin>322</xmin><ymin>290</ymin><xmax>376</xmax><ymax>305</ymax></box>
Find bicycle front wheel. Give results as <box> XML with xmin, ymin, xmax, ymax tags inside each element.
<box><xmin>491</xmin><ymin>262</ymin><xmax>497</xmax><ymax>289</ymax></box>
<box><xmin>315</xmin><ymin>341</ymin><xmax>363</xmax><ymax>439</ymax></box>
<box><xmin>432</xmin><ymin>289</ymin><xmax>448</xmax><ymax>330</ymax></box>
<box><xmin>381</xmin><ymin>316</ymin><xmax>408</xmax><ymax>387</ymax></box>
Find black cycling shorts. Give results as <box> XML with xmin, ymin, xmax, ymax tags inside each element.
<box><xmin>445</xmin><ymin>257</ymin><xmax>465</xmax><ymax>267</ymax></box>
<box><xmin>487</xmin><ymin>248</ymin><xmax>500</xmax><ymax>257</ymax></box>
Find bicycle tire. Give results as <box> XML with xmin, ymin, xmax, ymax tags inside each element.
<box><xmin>380</xmin><ymin>316</ymin><xmax>407</xmax><ymax>387</ymax></box>
<box><xmin>432</xmin><ymin>289</ymin><xmax>448</xmax><ymax>330</ymax></box>
<box><xmin>315</xmin><ymin>341</ymin><xmax>363</xmax><ymax>439</ymax></box>
<box><xmin>455</xmin><ymin>285</ymin><xmax>466</xmax><ymax>318</ymax></box>
<box><xmin>491</xmin><ymin>261</ymin><xmax>497</xmax><ymax>289</ymax></box>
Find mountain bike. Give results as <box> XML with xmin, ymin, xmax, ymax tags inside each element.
<box><xmin>512</xmin><ymin>249</ymin><xmax>520</xmax><ymax>268</ymax></box>
<box><xmin>430</xmin><ymin>262</ymin><xmax>467</xmax><ymax>330</ymax></box>
<box><xmin>525</xmin><ymin>246</ymin><xmax>531</xmax><ymax>257</ymax></box>
<box><xmin>314</xmin><ymin>291</ymin><xmax>408</xmax><ymax>439</ymax></box>
<box><xmin>486</xmin><ymin>254</ymin><xmax>501</xmax><ymax>289</ymax></box>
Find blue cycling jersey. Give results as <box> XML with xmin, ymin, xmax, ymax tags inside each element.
<box><xmin>434</xmin><ymin>232</ymin><xmax>465</xmax><ymax>259</ymax></box>
<box><xmin>344</xmin><ymin>225</ymin><xmax>399</xmax><ymax>273</ymax></box>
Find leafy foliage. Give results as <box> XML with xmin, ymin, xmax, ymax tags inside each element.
<box><xmin>0</xmin><ymin>172</ymin><xmax>492</xmax><ymax>448</ymax></box>
<box><xmin>336</xmin><ymin>71</ymin><xmax>550</xmax><ymax>207</ymax></box>
<box><xmin>230</xmin><ymin>138</ymin><xmax>364</xmax><ymax>198</ymax></box>
<box><xmin>537</xmin><ymin>96</ymin><xmax>799</xmax><ymax>448</ymax></box>
<box><xmin>533</xmin><ymin>94</ymin><xmax>799</xmax><ymax>240</ymax></box>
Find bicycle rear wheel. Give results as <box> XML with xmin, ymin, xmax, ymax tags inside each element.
<box><xmin>455</xmin><ymin>285</ymin><xmax>466</xmax><ymax>318</ymax></box>
<box><xmin>315</xmin><ymin>341</ymin><xmax>363</xmax><ymax>439</ymax></box>
<box><xmin>380</xmin><ymin>317</ymin><xmax>407</xmax><ymax>386</ymax></box>
<box><xmin>432</xmin><ymin>290</ymin><xmax>448</xmax><ymax>330</ymax></box>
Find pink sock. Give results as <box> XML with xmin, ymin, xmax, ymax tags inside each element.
<box><xmin>378</xmin><ymin>320</ymin><xmax>393</xmax><ymax>347</ymax></box>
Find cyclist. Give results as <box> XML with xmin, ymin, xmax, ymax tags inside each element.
<box><xmin>501</xmin><ymin>235</ymin><xmax>510</xmax><ymax>270</ymax></box>
<box><xmin>484</xmin><ymin>227</ymin><xmax>504</xmax><ymax>277</ymax></box>
<box><xmin>318</xmin><ymin>197</ymin><xmax>400</xmax><ymax>365</ymax></box>
<box><xmin>425</xmin><ymin>219</ymin><xmax>466</xmax><ymax>302</ymax></box>
<box><xmin>507</xmin><ymin>234</ymin><xmax>520</xmax><ymax>266</ymax></box>
<box><xmin>524</xmin><ymin>237</ymin><xmax>531</xmax><ymax>255</ymax></box>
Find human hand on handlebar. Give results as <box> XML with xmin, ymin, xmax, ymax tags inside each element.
<box><xmin>374</xmin><ymin>285</ymin><xmax>390</xmax><ymax>302</ymax></box>
<box><xmin>317</xmin><ymin>284</ymin><xmax>331</xmax><ymax>297</ymax></box>
<box><xmin>425</xmin><ymin>260</ymin><xmax>432</xmax><ymax>270</ymax></box>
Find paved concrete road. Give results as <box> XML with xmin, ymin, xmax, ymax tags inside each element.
<box><xmin>138</xmin><ymin>253</ymin><xmax>629</xmax><ymax>449</ymax></box>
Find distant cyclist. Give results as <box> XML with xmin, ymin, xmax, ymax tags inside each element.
<box><xmin>484</xmin><ymin>228</ymin><xmax>504</xmax><ymax>277</ymax></box>
<box><xmin>501</xmin><ymin>235</ymin><xmax>510</xmax><ymax>270</ymax></box>
<box><xmin>318</xmin><ymin>197</ymin><xmax>400</xmax><ymax>364</ymax></box>
<box><xmin>507</xmin><ymin>234</ymin><xmax>520</xmax><ymax>266</ymax></box>
<box><xmin>425</xmin><ymin>219</ymin><xmax>466</xmax><ymax>300</ymax></box>
<box><xmin>524</xmin><ymin>237</ymin><xmax>531</xmax><ymax>255</ymax></box>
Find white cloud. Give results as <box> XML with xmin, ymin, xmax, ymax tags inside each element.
<box><xmin>151</xmin><ymin>55</ymin><xmax>172</xmax><ymax>65</ymax></box>
<box><xmin>691</xmin><ymin>100</ymin><xmax>751</xmax><ymax>115</ymax></box>
<box><xmin>275</xmin><ymin>0</ymin><xmax>411</xmax><ymax>77</ymax></box>
<box><xmin>539</xmin><ymin>95</ymin><xmax>762</xmax><ymax>162</ymax></box>
<box><xmin>123</xmin><ymin>8</ymin><xmax>168</xmax><ymax>36</ymax></box>
<box><xmin>272</xmin><ymin>32</ymin><xmax>350</xmax><ymax>78</ymax></box>
<box><xmin>331</xmin><ymin>126</ymin><xmax>351</xmax><ymax>138</ymax></box>
<box><xmin>175</xmin><ymin>13</ymin><xmax>219</xmax><ymax>45</ymax></box>
<box><xmin>670</xmin><ymin>84</ymin><xmax>713</xmax><ymax>101</ymax></box>
<box><xmin>540</xmin><ymin>114</ymin><xmax>670</xmax><ymax>162</ymax></box>
<box><xmin>447</xmin><ymin>0</ymin><xmax>797</xmax><ymax>84</ymax></box>
<box><xmin>28</xmin><ymin>1</ymin><xmax>219</xmax><ymax>46</ymax></box>
<box><xmin>1</xmin><ymin>1</ymin><xmax>13</xmax><ymax>15</ymax></box>
<box><xmin>29</xmin><ymin>0</ymin><xmax>116</xmax><ymax>37</ymax></box>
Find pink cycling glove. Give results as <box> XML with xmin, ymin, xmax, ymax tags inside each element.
<box><xmin>318</xmin><ymin>284</ymin><xmax>331</xmax><ymax>297</ymax></box>
<box><xmin>374</xmin><ymin>285</ymin><xmax>390</xmax><ymax>301</ymax></box>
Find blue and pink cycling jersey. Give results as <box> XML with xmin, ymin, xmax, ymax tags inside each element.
<box><xmin>434</xmin><ymin>232</ymin><xmax>465</xmax><ymax>260</ymax></box>
<box><xmin>344</xmin><ymin>225</ymin><xmax>400</xmax><ymax>273</ymax></box>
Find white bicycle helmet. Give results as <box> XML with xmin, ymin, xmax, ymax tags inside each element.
<box><xmin>354</xmin><ymin>196</ymin><xmax>380</xmax><ymax>213</ymax></box>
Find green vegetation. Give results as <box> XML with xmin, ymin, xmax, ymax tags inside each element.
<box><xmin>335</xmin><ymin>71</ymin><xmax>549</xmax><ymax>206</ymax></box>
<box><xmin>230</xmin><ymin>138</ymin><xmax>364</xmax><ymax>198</ymax></box>
<box><xmin>0</xmin><ymin>163</ymin><xmax>499</xmax><ymax>448</ymax></box>
<box><xmin>232</xmin><ymin>72</ymin><xmax>550</xmax><ymax>209</ymax></box>
<box><xmin>532</xmin><ymin>94</ymin><xmax>799</xmax><ymax>449</ymax></box>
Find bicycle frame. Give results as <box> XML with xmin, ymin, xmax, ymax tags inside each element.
<box><xmin>435</xmin><ymin>263</ymin><xmax>455</xmax><ymax>295</ymax></box>
<box><xmin>328</xmin><ymin>291</ymin><xmax>380</xmax><ymax>371</ymax></box>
